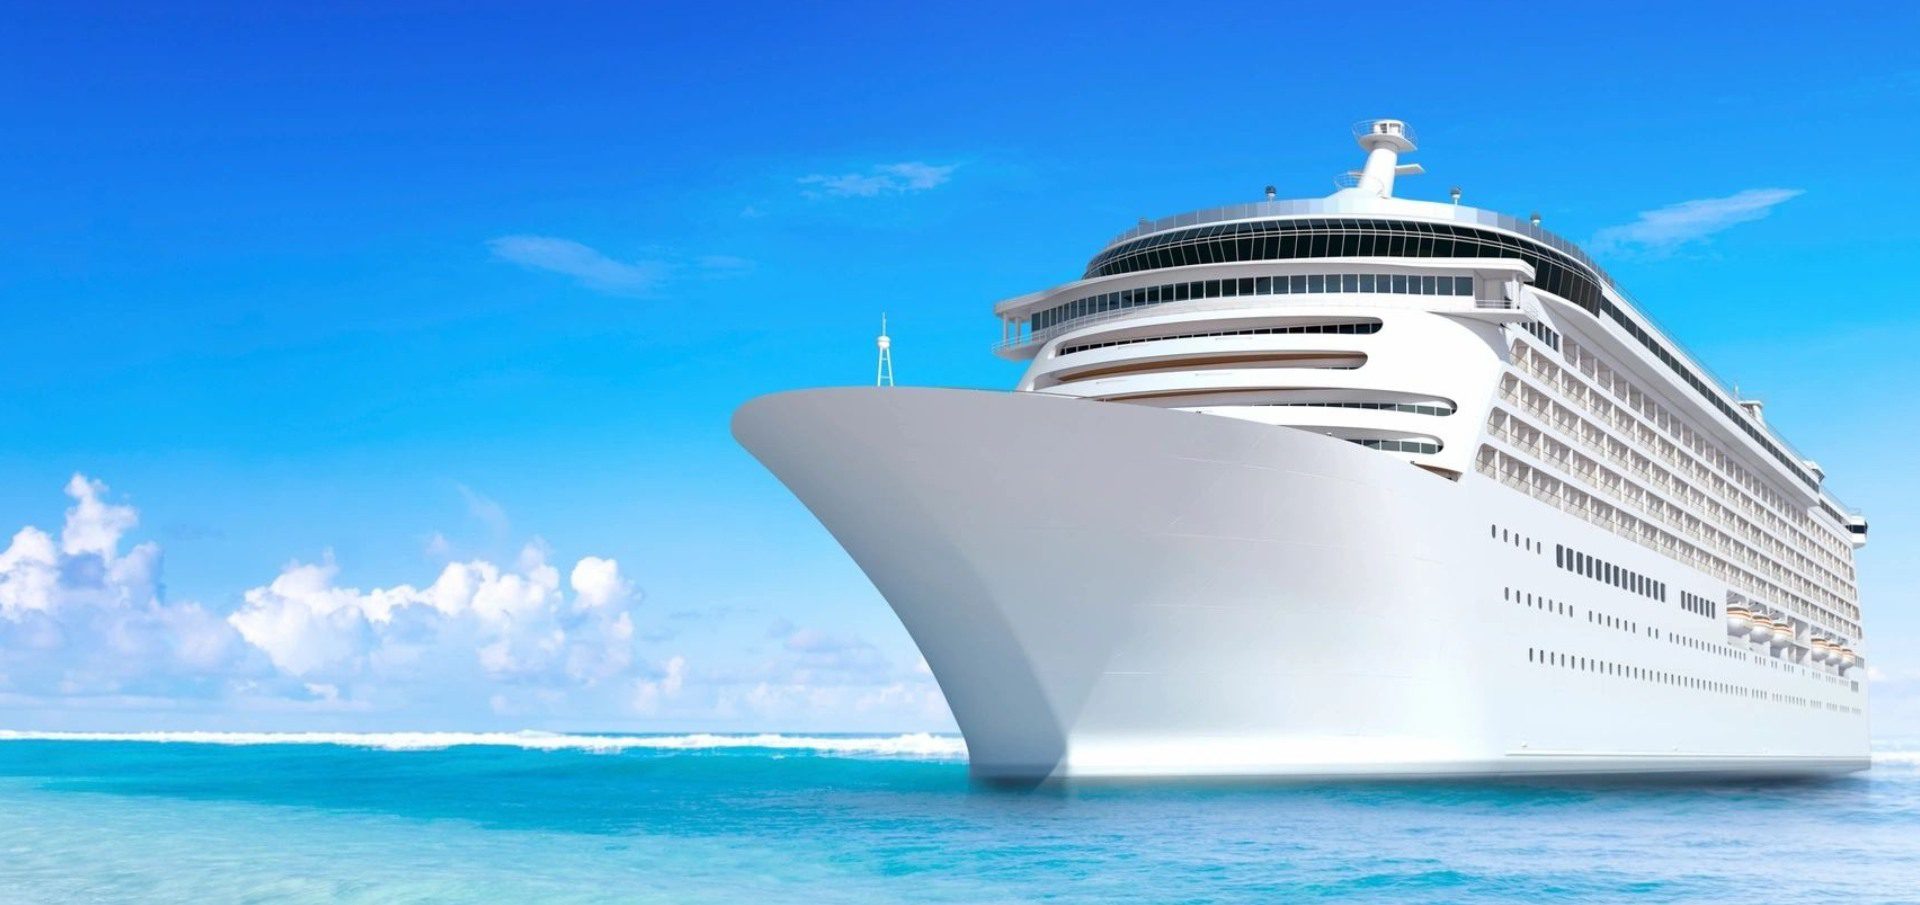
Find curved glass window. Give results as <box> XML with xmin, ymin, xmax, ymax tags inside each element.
<box><xmin>1350</xmin><ymin>438</ymin><xmax>1442</xmax><ymax>454</ymax></box>
<box><xmin>1083</xmin><ymin>218</ymin><xmax>1601</xmax><ymax>312</ymax></box>
<box><xmin>1033</xmin><ymin>272</ymin><xmax>1469</xmax><ymax>333</ymax></box>
<box><xmin>1057</xmin><ymin>320</ymin><xmax>1380</xmax><ymax>356</ymax></box>
<box><xmin>1261</xmin><ymin>400</ymin><xmax>1454</xmax><ymax>417</ymax></box>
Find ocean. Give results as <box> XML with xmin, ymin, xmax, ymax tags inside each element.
<box><xmin>0</xmin><ymin>732</ymin><xmax>1915</xmax><ymax>903</ymax></box>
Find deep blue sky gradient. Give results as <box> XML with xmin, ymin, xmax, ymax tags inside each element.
<box><xmin>4</xmin><ymin>1</ymin><xmax>1917</xmax><ymax>730</ymax></box>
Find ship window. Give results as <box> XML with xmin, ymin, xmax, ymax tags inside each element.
<box><xmin>1256</xmin><ymin>276</ymin><xmax>1272</xmax><ymax>294</ymax></box>
<box><xmin>1083</xmin><ymin>218</ymin><xmax>1824</xmax><ymax>490</ymax></box>
<box><xmin>1342</xmin><ymin>274</ymin><xmax>1359</xmax><ymax>292</ymax></box>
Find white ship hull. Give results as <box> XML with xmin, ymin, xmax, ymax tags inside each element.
<box><xmin>735</xmin><ymin>387</ymin><xmax>1869</xmax><ymax>781</ymax></box>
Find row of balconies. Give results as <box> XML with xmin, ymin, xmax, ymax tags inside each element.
<box><xmin>1482</xmin><ymin>421</ymin><xmax>1859</xmax><ymax>639</ymax></box>
<box><xmin>1515</xmin><ymin>342</ymin><xmax>1857</xmax><ymax>585</ymax></box>
<box><xmin>1517</xmin><ymin>352</ymin><xmax>1859</xmax><ymax>600</ymax></box>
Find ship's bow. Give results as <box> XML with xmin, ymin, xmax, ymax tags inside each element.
<box><xmin>733</xmin><ymin>387</ymin><xmax>1475</xmax><ymax>780</ymax></box>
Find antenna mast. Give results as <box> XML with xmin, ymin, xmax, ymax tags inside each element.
<box><xmin>876</xmin><ymin>314</ymin><xmax>894</xmax><ymax>387</ymax></box>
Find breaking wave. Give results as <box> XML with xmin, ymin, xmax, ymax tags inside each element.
<box><xmin>1872</xmin><ymin>747</ymin><xmax>1920</xmax><ymax>769</ymax></box>
<box><xmin>6</xmin><ymin>731</ymin><xmax>1913</xmax><ymax>768</ymax></box>
<box><xmin>0</xmin><ymin>729</ymin><xmax>967</xmax><ymax>760</ymax></box>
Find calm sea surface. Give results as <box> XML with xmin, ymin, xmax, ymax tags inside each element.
<box><xmin>0</xmin><ymin>732</ymin><xmax>1915</xmax><ymax>903</ymax></box>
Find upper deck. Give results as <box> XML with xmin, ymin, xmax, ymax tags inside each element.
<box><xmin>989</xmin><ymin>124</ymin><xmax>1858</xmax><ymax>524</ymax></box>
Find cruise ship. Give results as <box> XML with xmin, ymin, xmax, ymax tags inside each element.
<box><xmin>734</xmin><ymin>121</ymin><xmax>1871</xmax><ymax>781</ymax></box>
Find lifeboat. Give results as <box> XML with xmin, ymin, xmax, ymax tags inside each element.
<box><xmin>1770</xmin><ymin>621</ymin><xmax>1793</xmax><ymax>648</ymax></box>
<box><xmin>1746</xmin><ymin>617</ymin><xmax>1772</xmax><ymax>642</ymax></box>
<box><xmin>1726</xmin><ymin>606</ymin><xmax>1751</xmax><ymax>637</ymax></box>
<box><xmin>1810</xmin><ymin>639</ymin><xmax>1830</xmax><ymax>663</ymax></box>
<box><xmin>1840</xmin><ymin>649</ymin><xmax>1857</xmax><ymax>672</ymax></box>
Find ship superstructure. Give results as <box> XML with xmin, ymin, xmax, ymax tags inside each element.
<box><xmin>735</xmin><ymin>121</ymin><xmax>1870</xmax><ymax>780</ymax></box>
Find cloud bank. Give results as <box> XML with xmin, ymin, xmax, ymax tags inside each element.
<box><xmin>1591</xmin><ymin>188</ymin><xmax>1803</xmax><ymax>254</ymax></box>
<box><xmin>0</xmin><ymin>476</ymin><xmax>949</xmax><ymax>731</ymax></box>
<box><xmin>0</xmin><ymin>476</ymin><xmax>653</xmax><ymax>717</ymax></box>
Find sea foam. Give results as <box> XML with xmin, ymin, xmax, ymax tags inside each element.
<box><xmin>1871</xmin><ymin>747</ymin><xmax>1920</xmax><ymax>768</ymax></box>
<box><xmin>0</xmin><ymin>729</ymin><xmax>968</xmax><ymax>759</ymax></box>
<box><xmin>6</xmin><ymin>730</ymin><xmax>1913</xmax><ymax>768</ymax></box>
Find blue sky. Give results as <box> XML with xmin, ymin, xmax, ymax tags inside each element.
<box><xmin>3</xmin><ymin>2</ymin><xmax>1917</xmax><ymax>735</ymax></box>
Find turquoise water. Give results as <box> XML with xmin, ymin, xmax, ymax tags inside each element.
<box><xmin>1</xmin><ymin>733</ymin><xmax>1915</xmax><ymax>903</ymax></box>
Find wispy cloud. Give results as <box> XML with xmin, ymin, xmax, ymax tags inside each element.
<box><xmin>696</xmin><ymin>254</ymin><xmax>755</xmax><ymax>276</ymax></box>
<box><xmin>455</xmin><ymin>483</ymin><xmax>510</xmax><ymax>540</ymax></box>
<box><xmin>799</xmin><ymin>162</ymin><xmax>957</xmax><ymax>198</ymax></box>
<box><xmin>1591</xmin><ymin>188</ymin><xmax>1803</xmax><ymax>254</ymax></box>
<box><xmin>486</xmin><ymin>235</ymin><xmax>668</xmax><ymax>295</ymax></box>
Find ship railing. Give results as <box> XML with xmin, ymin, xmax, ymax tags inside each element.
<box><xmin>1504</xmin><ymin>360</ymin><xmax>1848</xmax><ymax>584</ymax></box>
<box><xmin>1490</xmin><ymin>424</ymin><xmax>1842</xmax><ymax>631</ymax></box>
<box><xmin>1352</xmin><ymin>119</ymin><xmax>1418</xmax><ymax>146</ymax></box>
<box><xmin>995</xmin><ymin>295</ymin><xmax>1482</xmax><ymax>353</ymax></box>
<box><xmin>1086</xmin><ymin>195</ymin><xmax>1835</xmax><ymax>504</ymax></box>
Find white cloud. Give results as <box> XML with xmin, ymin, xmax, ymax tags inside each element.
<box><xmin>0</xmin><ymin>475</ymin><xmax>652</xmax><ymax>717</ymax></box>
<box><xmin>697</xmin><ymin>621</ymin><xmax>952</xmax><ymax>728</ymax></box>
<box><xmin>799</xmin><ymin>162</ymin><xmax>957</xmax><ymax>198</ymax></box>
<box><xmin>631</xmin><ymin>654</ymin><xmax>686</xmax><ymax>714</ymax></box>
<box><xmin>724</xmin><ymin>678</ymin><xmax>948</xmax><ymax>726</ymax></box>
<box><xmin>1591</xmin><ymin>188</ymin><xmax>1803</xmax><ymax>254</ymax></box>
<box><xmin>0</xmin><ymin>476</ymin><xmax>247</xmax><ymax>696</ymax></box>
<box><xmin>228</xmin><ymin>544</ymin><xmax>638</xmax><ymax>692</ymax></box>
<box><xmin>455</xmin><ymin>483</ymin><xmax>510</xmax><ymax>539</ymax></box>
<box><xmin>0</xmin><ymin>476</ymin><xmax>954</xmax><ymax>731</ymax></box>
<box><xmin>423</xmin><ymin>531</ymin><xmax>454</xmax><ymax>559</ymax></box>
<box><xmin>486</xmin><ymin>235</ymin><xmax>667</xmax><ymax>295</ymax></box>
<box><xmin>569</xmin><ymin>556</ymin><xmax>631</xmax><ymax>609</ymax></box>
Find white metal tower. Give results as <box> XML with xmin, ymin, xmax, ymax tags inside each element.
<box><xmin>876</xmin><ymin>313</ymin><xmax>894</xmax><ymax>387</ymax></box>
<box><xmin>1345</xmin><ymin>118</ymin><xmax>1423</xmax><ymax>199</ymax></box>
